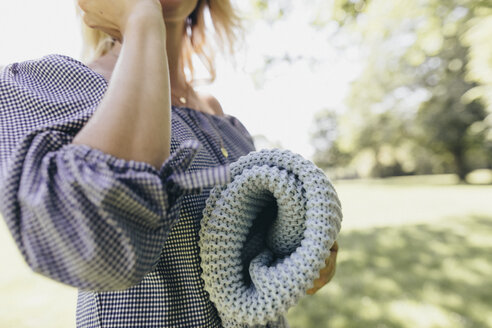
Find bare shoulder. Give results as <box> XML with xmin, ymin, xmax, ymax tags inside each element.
<box><xmin>198</xmin><ymin>92</ymin><xmax>225</xmax><ymax>117</ymax></box>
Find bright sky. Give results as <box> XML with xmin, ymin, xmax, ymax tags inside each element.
<box><xmin>0</xmin><ymin>1</ymin><xmax>362</xmax><ymax>160</ymax></box>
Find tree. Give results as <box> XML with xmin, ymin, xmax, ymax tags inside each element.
<box><xmin>311</xmin><ymin>110</ymin><xmax>351</xmax><ymax>169</ymax></box>
<box><xmin>245</xmin><ymin>0</ymin><xmax>492</xmax><ymax>179</ymax></box>
<box><xmin>414</xmin><ymin>23</ymin><xmax>489</xmax><ymax>180</ymax></box>
<box><xmin>312</xmin><ymin>0</ymin><xmax>492</xmax><ymax>180</ymax></box>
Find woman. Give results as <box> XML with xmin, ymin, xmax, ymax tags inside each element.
<box><xmin>0</xmin><ymin>0</ymin><xmax>338</xmax><ymax>326</ymax></box>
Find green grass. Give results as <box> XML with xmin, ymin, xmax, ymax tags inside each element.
<box><xmin>333</xmin><ymin>175</ymin><xmax>492</xmax><ymax>230</ymax></box>
<box><xmin>0</xmin><ymin>222</ymin><xmax>77</xmax><ymax>327</ymax></box>
<box><xmin>286</xmin><ymin>215</ymin><xmax>492</xmax><ymax>328</ymax></box>
<box><xmin>286</xmin><ymin>176</ymin><xmax>492</xmax><ymax>328</ymax></box>
<box><xmin>1</xmin><ymin>175</ymin><xmax>491</xmax><ymax>327</ymax></box>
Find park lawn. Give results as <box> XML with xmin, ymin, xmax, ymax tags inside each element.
<box><xmin>287</xmin><ymin>176</ymin><xmax>492</xmax><ymax>328</ymax></box>
<box><xmin>1</xmin><ymin>175</ymin><xmax>491</xmax><ymax>327</ymax></box>
<box><xmin>0</xmin><ymin>222</ymin><xmax>78</xmax><ymax>327</ymax></box>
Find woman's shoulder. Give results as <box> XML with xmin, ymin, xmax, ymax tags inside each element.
<box><xmin>0</xmin><ymin>55</ymin><xmax>108</xmax><ymax>136</ymax></box>
<box><xmin>197</xmin><ymin>92</ymin><xmax>225</xmax><ymax>117</ymax></box>
<box><xmin>2</xmin><ymin>54</ymin><xmax>81</xmax><ymax>70</ymax></box>
<box><xmin>0</xmin><ymin>54</ymin><xmax>107</xmax><ymax>105</ymax></box>
<box><xmin>0</xmin><ymin>54</ymin><xmax>106</xmax><ymax>84</ymax></box>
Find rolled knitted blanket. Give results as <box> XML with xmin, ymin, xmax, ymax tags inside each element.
<box><xmin>199</xmin><ymin>149</ymin><xmax>343</xmax><ymax>327</ymax></box>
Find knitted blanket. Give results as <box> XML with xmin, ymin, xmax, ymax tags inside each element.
<box><xmin>199</xmin><ymin>149</ymin><xmax>343</xmax><ymax>327</ymax></box>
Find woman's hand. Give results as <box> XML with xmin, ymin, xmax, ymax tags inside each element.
<box><xmin>77</xmin><ymin>0</ymin><xmax>163</xmax><ymax>41</ymax></box>
<box><xmin>306</xmin><ymin>241</ymin><xmax>338</xmax><ymax>295</ymax></box>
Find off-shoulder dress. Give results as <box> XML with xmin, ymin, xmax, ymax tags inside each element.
<box><xmin>0</xmin><ymin>55</ymin><xmax>289</xmax><ymax>327</ymax></box>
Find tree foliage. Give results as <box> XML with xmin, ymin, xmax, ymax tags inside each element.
<box><xmin>311</xmin><ymin>110</ymin><xmax>352</xmax><ymax>169</ymax></box>
<box><xmin>246</xmin><ymin>0</ymin><xmax>492</xmax><ymax>180</ymax></box>
<box><xmin>311</xmin><ymin>0</ymin><xmax>492</xmax><ymax>180</ymax></box>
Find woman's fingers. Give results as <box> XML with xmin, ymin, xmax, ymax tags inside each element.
<box><xmin>78</xmin><ymin>0</ymin><xmax>162</xmax><ymax>39</ymax></box>
<box><xmin>81</xmin><ymin>11</ymin><xmax>122</xmax><ymax>41</ymax></box>
<box><xmin>98</xmin><ymin>27</ymin><xmax>123</xmax><ymax>43</ymax></box>
<box><xmin>331</xmin><ymin>240</ymin><xmax>339</xmax><ymax>252</ymax></box>
<box><xmin>306</xmin><ymin>241</ymin><xmax>339</xmax><ymax>295</ymax></box>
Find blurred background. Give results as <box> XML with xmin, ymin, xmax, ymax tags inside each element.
<box><xmin>1</xmin><ymin>0</ymin><xmax>491</xmax><ymax>327</ymax></box>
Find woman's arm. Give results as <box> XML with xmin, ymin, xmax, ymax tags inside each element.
<box><xmin>0</xmin><ymin>0</ymin><xmax>184</xmax><ymax>291</ymax></box>
<box><xmin>72</xmin><ymin>0</ymin><xmax>171</xmax><ymax>170</ymax></box>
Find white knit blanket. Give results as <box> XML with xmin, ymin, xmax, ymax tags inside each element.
<box><xmin>199</xmin><ymin>149</ymin><xmax>343</xmax><ymax>327</ymax></box>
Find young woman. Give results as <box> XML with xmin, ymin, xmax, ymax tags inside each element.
<box><xmin>0</xmin><ymin>0</ymin><xmax>338</xmax><ymax>326</ymax></box>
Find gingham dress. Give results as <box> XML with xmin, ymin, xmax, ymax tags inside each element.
<box><xmin>0</xmin><ymin>54</ymin><xmax>276</xmax><ymax>327</ymax></box>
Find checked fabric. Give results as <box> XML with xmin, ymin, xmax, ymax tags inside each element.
<box><xmin>0</xmin><ymin>54</ymin><xmax>279</xmax><ymax>327</ymax></box>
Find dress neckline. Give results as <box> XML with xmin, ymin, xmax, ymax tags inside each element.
<box><xmin>87</xmin><ymin>68</ymin><xmax>229</xmax><ymax>120</ymax></box>
<box><xmin>80</xmin><ymin>57</ymin><xmax>229</xmax><ymax>120</ymax></box>
<box><xmin>172</xmin><ymin>105</ymin><xmax>231</xmax><ymax>120</ymax></box>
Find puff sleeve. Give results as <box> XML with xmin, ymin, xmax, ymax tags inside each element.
<box><xmin>0</xmin><ymin>55</ymin><xmax>230</xmax><ymax>291</ymax></box>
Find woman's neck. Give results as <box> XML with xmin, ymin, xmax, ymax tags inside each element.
<box><xmin>165</xmin><ymin>19</ymin><xmax>188</xmax><ymax>91</ymax></box>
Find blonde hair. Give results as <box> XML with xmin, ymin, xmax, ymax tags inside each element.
<box><xmin>77</xmin><ymin>0</ymin><xmax>244</xmax><ymax>85</ymax></box>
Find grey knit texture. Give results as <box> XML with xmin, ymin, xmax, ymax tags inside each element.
<box><xmin>199</xmin><ymin>148</ymin><xmax>343</xmax><ymax>328</ymax></box>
